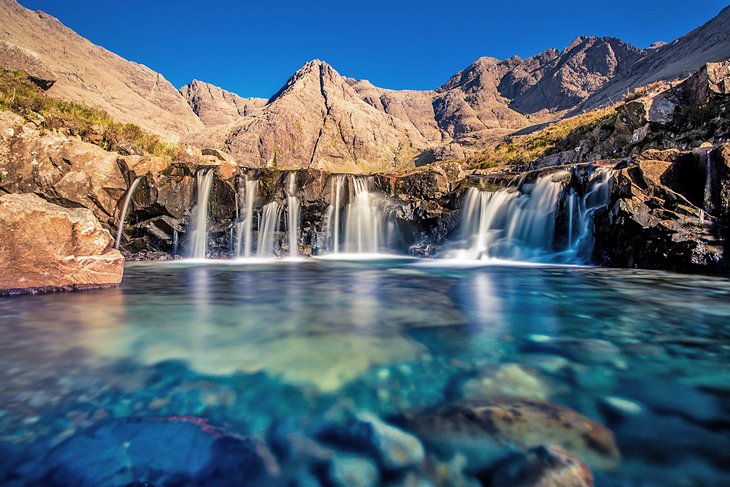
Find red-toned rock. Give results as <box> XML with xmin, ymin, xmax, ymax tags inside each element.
<box><xmin>0</xmin><ymin>193</ymin><xmax>124</xmax><ymax>294</ymax></box>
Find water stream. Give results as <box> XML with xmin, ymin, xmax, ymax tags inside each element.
<box><xmin>235</xmin><ymin>177</ymin><xmax>259</xmax><ymax>258</ymax></box>
<box><xmin>113</xmin><ymin>176</ymin><xmax>142</xmax><ymax>250</ymax></box>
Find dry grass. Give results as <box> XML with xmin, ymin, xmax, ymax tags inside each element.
<box><xmin>0</xmin><ymin>70</ymin><xmax>178</xmax><ymax>158</ymax></box>
<box><xmin>466</xmin><ymin>107</ymin><xmax>618</xmax><ymax>169</ymax></box>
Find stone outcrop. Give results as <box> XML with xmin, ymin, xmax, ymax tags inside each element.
<box><xmin>0</xmin><ymin>0</ymin><xmax>203</xmax><ymax>141</ymax></box>
<box><xmin>181</xmin><ymin>79</ymin><xmax>267</xmax><ymax>126</ymax></box>
<box><xmin>0</xmin><ymin>193</ymin><xmax>124</xmax><ymax>294</ymax></box>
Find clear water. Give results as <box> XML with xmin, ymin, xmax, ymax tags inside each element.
<box><xmin>1</xmin><ymin>260</ymin><xmax>729</xmax><ymax>485</ymax></box>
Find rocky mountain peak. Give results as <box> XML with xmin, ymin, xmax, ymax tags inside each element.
<box><xmin>180</xmin><ymin>79</ymin><xmax>266</xmax><ymax>126</ymax></box>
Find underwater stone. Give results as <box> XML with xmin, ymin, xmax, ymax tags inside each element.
<box><xmin>327</xmin><ymin>454</ymin><xmax>380</xmax><ymax>487</ymax></box>
<box><xmin>398</xmin><ymin>398</ymin><xmax>621</xmax><ymax>471</ymax></box>
<box><xmin>356</xmin><ymin>412</ymin><xmax>425</xmax><ymax>470</ymax></box>
<box><xmin>490</xmin><ymin>445</ymin><xmax>594</xmax><ymax>487</ymax></box>
<box><xmin>318</xmin><ymin>412</ymin><xmax>425</xmax><ymax>471</ymax></box>
<box><xmin>459</xmin><ymin>363</ymin><xmax>551</xmax><ymax>401</ymax></box>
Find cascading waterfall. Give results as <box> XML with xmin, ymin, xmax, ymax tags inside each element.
<box><xmin>257</xmin><ymin>201</ymin><xmax>283</xmax><ymax>257</ymax></box>
<box><xmin>114</xmin><ymin>176</ymin><xmax>142</xmax><ymax>249</ymax></box>
<box><xmin>324</xmin><ymin>175</ymin><xmax>345</xmax><ymax>253</ymax></box>
<box><xmin>342</xmin><ymin>176</ymin><xmax>386</xmax><ymax>254</ymax></box>
<box><xmin>454</xmin><ymin>168</ymin><xmax>611</xmax><ymax>262</ymax></box>
<box><xmin>286</xmin><ymin>172</ymin><xmax>300</xmax><ymax>257</ymax></box>
<box><xmin>235</xmin><ymin>177</ymin><xmax>259</xmax><ymax>257</ymax></box>
<box><xmin>189</xmin><ymin>169</ymin><xmax>215</xmax><ymax>259</ymax></box>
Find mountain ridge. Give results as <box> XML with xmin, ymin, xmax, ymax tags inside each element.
<box><xmin>1</xmin><ymin>0</ymin><xmax>728</xmax><ymax>171</ymax></box>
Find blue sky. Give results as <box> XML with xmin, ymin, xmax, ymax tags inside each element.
<box><xmin>18</xmin><ymin>0</ymin><xmax>729</xmax><ymax>98</ymax></box>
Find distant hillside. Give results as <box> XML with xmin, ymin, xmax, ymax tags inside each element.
<box><xmin>0</xmin><ymin>0</ymin><xmax>203</xmax><ymax>141</ymax></box>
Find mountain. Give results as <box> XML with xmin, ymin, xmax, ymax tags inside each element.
<box><xmin>581</xmin><ymin>5</ymin><xmax>730</xmax><ymax>109</ymax></box>
<box><xmin>0</xmin><ymin>0</ymin><xmax>202</xmax><ymax>141</ymax></box>
<box><xmin>180</xmin><ymin>80</ymin><xmax>267</xmax><ymax>126</ymax></box>
<box><xmin>188</xmin><ymin>60</ymin><xmax>430</xmax><ymax>173</ymax></box>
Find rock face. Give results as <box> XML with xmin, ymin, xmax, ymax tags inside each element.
<box><xmin>181</xmin><ymin>79</ymin><xmax>267</xmax><ymax>126</ymax></box>
<box><xmin>37</xmin><ymin>416</ymin><xmax>277</xmax><ymax>487</ymax></box>
<box><xmin>0</xmin><ymin>0</ymin><xmax>203</xmax><ymax>141</ymax></box>
<box><xmin>0</xmin><ymin>193</ymin><xmax>124</xmax><ymax>294</ymax></box>
<box><xmin>593</xmin><ymin>147</ymin><xmax>728</xmax><ymax>272</ymax></box>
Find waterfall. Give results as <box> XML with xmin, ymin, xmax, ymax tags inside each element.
<box><xmin>454</xmin><ymin>169</ymin><xmax>611</xmax><ymax>263</ymax></box>
<box><xmin>235</xmin><ymin>177</ymin><xmax>259</xmax><ymax>257</ymax></box>
<box><xmin>114</xmin><ymin>176</ymin><xmax>142</xmax><ymax>249</ymax></box>
<box><xmin>257</xmin><ymin>201</ymin><xmax>283</xmax><ymax>257</ymax></box>
<box><xmin>560</xmin><ymin>168</ymin><xmax>612</xmax><ymax>262</ymax></box>
<box><xmin>342</xmin><ymin>176</ymin><xmax>386</xmax><ymax>254</ymax></box>
<box><xmin>286</xmin><ymin>172</ymin><xmax>300</xmax><ymax>257</ymax></box>
<box><xmin>324</xmin><ymin>175</ymin><xmax>345</xmax><ymax>253</ymax></box>
<box><xmin>701</xmin><ymin>148</ymin><xmax>713</xmax><ymax>214</ymax></box>
<box><xmin>189</xmin><ymin>169</ymin><xmax>215</xmax><ymax>259</ymax></box>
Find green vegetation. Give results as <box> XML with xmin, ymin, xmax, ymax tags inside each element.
<box><xmin>0</xmin><ymin>70</ymin><xmax>178</xmax><ymax>158</ymax></box>
<box><xmin>468</xmin><ymin>107</ymin><xmax>618</xmax><ymax>168</ymax></box>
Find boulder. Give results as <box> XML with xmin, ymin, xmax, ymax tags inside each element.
<box><xmin>37</xmin><ymin>416</ymin><xmax>277</xmax><ymax>487</ymax></box>
<box><xmin>0</xmin><ymin>193</ymin><xmax>124</xmax><ymax>294</ymax></box>
<box><xmin>397</xmin><ymin>398</ymin><xmax>620</xmax><ymax>472</ymax></box>
<box><xmin>681</xmin><ymin>61</ymin><xmax>730</xmax><ymax>105</ymax></box>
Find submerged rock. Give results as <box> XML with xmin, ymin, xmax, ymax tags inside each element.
<box><xmin>457</xmin><ymin>363</ymin><xmax>551</xmax><ymax>401</ymax></box>
<box><xmin>0</xmin><ymin>193</ymin><xmax>124</xmax><ymax>294</ymax></box>
<box><xmin>398</xmin><ymin>398</ymin><xmax>620</xmax><ymax>471</ymax></box>
<box><xmin>521</xmin><ymin>336</ymin><xmax>623</xmax><ymax>366</ymax></box>
<box><xmin>36</xmin><ymin>416</ymin><xmax>277</xmax><ymax>487</ymax></box>
<box><xmin>490</xmin><ymin>445</ymin><xmax>594</xmax><ymax>487</ymax></box>
<box><xmin>318</xmin><ymin>412</ymin><xmax>425</xmax><ymax>470</ymax></box>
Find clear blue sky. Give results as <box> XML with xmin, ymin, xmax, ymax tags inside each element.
<box><xmin>18</xmin><ymin>0</ymin><xmax>730</xmax><ymax>99</ymax></box>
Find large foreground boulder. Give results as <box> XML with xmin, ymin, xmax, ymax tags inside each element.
<box><xmin>0</xmin><ymin>193</ymin><xmax>124</xmax><ymax>294</ymax></box>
